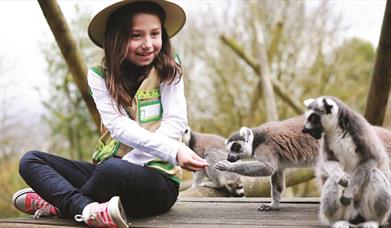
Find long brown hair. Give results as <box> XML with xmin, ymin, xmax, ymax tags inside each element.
<box><xmin>103</xmin><ymin>2</ymin><xmax>182</xmax><ymax>112</ymax></box>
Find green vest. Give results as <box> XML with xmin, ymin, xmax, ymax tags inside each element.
<box><xmin>90</xmin><ymin>66</ymin><xmax>182</xmax><ymax>184</ymax></box>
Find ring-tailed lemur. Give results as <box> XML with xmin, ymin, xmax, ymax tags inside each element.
<box><xmin>215</xmin><ymin>116</ymin><xmax>319</xmax><ymax>210</ymax></box>
<box><xmin>302</xmin><ymin>96</ymin><xmax>391</xmax><ymax>228</ymax></box>
<box><xmin>182</xmin><ymin>127</ymin><xmax>244</xmax><ymax>197</ymax></box>
<box><xmin>215</xmin><ymin>114</ymin><xmax>391</xmax><ymax>212</ymax></box>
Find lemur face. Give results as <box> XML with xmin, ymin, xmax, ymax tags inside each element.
<box><xmin>226</xmin><ymin>127</ymin><xmax>254</xmax><ymax>162</ymax></box>
<box><xmin>302</xmin><ymin>97</ymin><xmax>339</xmax><ymax>139</ymax></box>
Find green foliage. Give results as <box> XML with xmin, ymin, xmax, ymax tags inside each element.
<box><xmin>323</xmin><ymin>38</ymin><xmax>374</xmax><ymax>112</ymax></box>
<box><xmin>0</xmin><ymin>44</ymin><xmax>33</xmax><ymax>218</ymax></box>
<box><xmin>40</xmin><ymin>5</ymin><xmax>101</xmax><ymax>160</ymax></box>
<box><xmin>0</xmin><ymin>156</ymin><xmax>28</xmax><ymax>218</ymax></box>
<box><xmin>174</xmin><ymin>1</ymin><xmax>375</xmax><ymax>137</ymax></box>
<box><xmin>0</xmin><ymin>5</ymin><xmax>103</xmax><ymax>218</ymax></box>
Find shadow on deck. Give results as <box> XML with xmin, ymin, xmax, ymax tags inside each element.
<box><xmin>0</xmin><ymin>198</ymin><xmax>322</xmax><ymax>227</ymax></box>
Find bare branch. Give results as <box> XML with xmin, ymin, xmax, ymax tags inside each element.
<box><xmin>220</xmin><ymin>35</ymin><xmax>304</xmax><ymax>114</ymax></box>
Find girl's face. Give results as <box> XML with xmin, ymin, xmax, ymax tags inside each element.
<box><xmin>126</xmin><ymin>13</ymin><xmax>162</xmax><ymax>66</ymax></box>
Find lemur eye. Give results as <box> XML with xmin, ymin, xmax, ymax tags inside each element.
<box><xmin>231</xmin><ymin>143</ymin><xmax>242</xmax><ymax>153</ymax></box>
<box><xmin>309</xmin><ymin>113</ymin><xmax>321</xmax><ymax>124</ymax></box>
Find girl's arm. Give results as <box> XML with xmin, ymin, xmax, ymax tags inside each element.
<box><xmin>87</xmin><ymin>69</ymin><xmax>180</xmax><ymax>165</ymax></box>
<box><xmin>155</xmin><ymin>76</ymin><xmax>188</xmax><ymax>141</ymax></box>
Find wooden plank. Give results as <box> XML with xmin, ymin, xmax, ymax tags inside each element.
<box><xmin>0</xmin><ymin>198</ymin><xmax>321</xmax><ymax>228</ymax></box>
<box><xmin>179</xmin><ymin>197</ymin><xmax>320</xmax><ymax>203</ymax></box>
<box><xmin>0</xmin><ymin>217</ymin><xmax>85</xmax><ymax>227</ymax></box>
<box><xmin>132</xmin><ymin>200</ymin><xmax>320</xmax><ymax>228</ymax></box>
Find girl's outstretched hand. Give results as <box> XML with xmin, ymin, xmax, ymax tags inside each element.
<box><xmin>176</xmin><ymin>143</ymin><xmax>209</xmax><ymax>172</ymax></box>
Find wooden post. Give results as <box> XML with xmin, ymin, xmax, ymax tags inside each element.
<box><xmin>365</xmin><ymin>0</ymin><xmax>391</xmax><ymax>126</ymax></box>
<box><xmin>38</xmin><ymin>0</ymin><xmax>101</xmax><ymax>130</ymax></box>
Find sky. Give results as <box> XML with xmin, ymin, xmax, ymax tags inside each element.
<box><xmin>0</xmin><ymin>0</ymin><xmax>387</xmax><ymax>125</ymax></box>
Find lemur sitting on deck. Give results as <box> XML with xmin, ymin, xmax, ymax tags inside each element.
<box><xmin>302</xmin><ymin>96</ymin><xmax>391</xmax><ymax>228</ymax></box>
<box><xmin>182</xmin><ymin>127</ymin><xmax>244</xmax><ymax>197</ymax></box>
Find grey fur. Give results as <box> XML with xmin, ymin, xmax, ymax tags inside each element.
<box><xmin>303</xmin><ymin>96</ymin><xmax>391</xmax><ymax>227</ymax></box>
<box><xmin>216</xmin><ymin>116</ymin><xmax>319</xmax><ymax>210</ymax></box>
<box><xmin>216</xmin><ymin>113</ymin><xmax>391</xmax><ymax>213</ymax></box>
<box><xmin>183</xmin><ymin>127</ymin><xmax>244</xmax><ymax>197</ymax></box>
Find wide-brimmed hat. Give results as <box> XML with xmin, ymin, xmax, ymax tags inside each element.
<box><xmin>88</xmin><ymin>0</ymin><xmax>186</xmax><ymax>48</ymax></box>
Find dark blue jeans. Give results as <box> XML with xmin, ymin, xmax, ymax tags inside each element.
<box><xmin>19</xmin><ymin>150</ymin><xmax>179</xmax><ymax>218</ymax></box>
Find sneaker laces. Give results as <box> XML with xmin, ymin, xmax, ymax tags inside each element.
<box><xmin>30</xmin><ymin>194</ymin><xmax>57</xmax><ymax>219</ymax></box>
<box><xmin>74</xmin><ymin>202</ymin><xmax>115</xmax><ymax>227</ymax></box>
<box><xmin>33</xmin><ymin>207</ymin><xmax>51</xmax><ymax>219</ymax></box>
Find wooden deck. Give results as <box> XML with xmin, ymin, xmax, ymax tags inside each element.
<box><xmin>0</xmin><ymin>198</ymin><xmax>323</xmax><ymax>227</ymax></box>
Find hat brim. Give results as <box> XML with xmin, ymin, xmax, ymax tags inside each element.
<box><xmin>88</xmin><ymin>0</ymin><xmax>186</xmax><ymax>48</ymax></box>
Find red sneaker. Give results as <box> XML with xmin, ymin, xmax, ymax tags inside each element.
<box><xmin>74</xmin><ymin>196</ymin><xmax>129</xmax><ymax>228</ymax></box>
<box><xmin>12</xmin><ymin>188</ymin><xmax>58</xmax><ymax>219</ymax></box>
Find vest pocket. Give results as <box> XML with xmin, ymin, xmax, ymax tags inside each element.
<box><xmin>92</xmin><ymin>130</ymin><xmax>120</xmax><ymax>164</ymax></box>
<box><xmin>92</xmin><ymin>130</ymin><xmax>130</xmax><ymax>164</ymax></box>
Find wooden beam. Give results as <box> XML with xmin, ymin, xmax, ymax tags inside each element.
<box><xmin>38</xmin><ymin>0</ymin><xmax>101</xmax><ymax>130</ymax></box>
<box><xmin>365</xmin><ymin>0</ymin><xmax>391</xmax><ymax>125</ymax></box>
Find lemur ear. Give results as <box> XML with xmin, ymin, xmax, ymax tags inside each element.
<box><xmin>239</xmin><ymin>127</ymin><xmax>248</xmax><ymax>139</ymax></box>
<box><xmin>322</xmin><ymin>98</ymin><xmax>333</xmax><ymax>114</ymax></box>
<box><xmin>304</xmin><ymin>98</ymin><xmax>314</xmax><ymax>108</ymax></box>
<box><xmin>239</xmin><ymin>127</ymin><xmax>252</xmax><ymax>142</ymax></box>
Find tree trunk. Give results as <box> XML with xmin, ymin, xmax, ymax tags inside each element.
<box><xmin>253</xmin><ymin>12</ymin><xmax>279</xmax><ymax>121</ymax></box>
<box><xmin>220</xmin><ymin>35</ymin><xmax>304</xmax><ymax>114</ymax></box>
<box><xmin>38</xmin><ymin>0</ymin><xmax>101</xmax><ymax>130</ymax></box>
<box><xmin>365</xmin><ymin>0</ymin><xmax>391</xmax><ymax>126</ymax></box>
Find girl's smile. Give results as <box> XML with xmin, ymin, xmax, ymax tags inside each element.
<box><xmin>137</xmin><ymin>51</ymin><xmax>153</xmax><ymax>56</ymax></box>
<box><xmin>127</xmin><ymin>13</ymin><xmax>162</xmax><ymax>66</ymax></box>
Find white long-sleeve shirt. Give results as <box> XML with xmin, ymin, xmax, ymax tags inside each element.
<box><xmin>87</xmin><ymin>69</ymin><xmax>188</xmax><ymax>166</ymax></box>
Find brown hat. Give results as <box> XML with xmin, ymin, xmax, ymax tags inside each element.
<box><xmin>88</xmin><ymin>0</ymin><xmax>186</xmax><ymax>48</ymax></box>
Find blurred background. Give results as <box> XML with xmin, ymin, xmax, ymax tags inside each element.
<box><xmin>0</xmin><ymin>0</ymin><xmax>388</xmax><ymax>217</ymax></box>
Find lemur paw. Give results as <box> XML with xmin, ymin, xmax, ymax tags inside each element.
<box><xmin>215</xmin><ymin>160</ymin><xmax>230</xmax><ymax>171</ymax></box>
<box><xmin>334</xmin><ymin>172</ymin><xmax>350</xmax><ymax>187</ymax></box>
<box><xmin>340</xmin><ymin>189</ymin><xmax>353</xmax><ymax>206</ymax></box>
<box><xmin>357</xmin><ymin>221</ymin><xmax>379</xmax><ymax>228</ymax></box>
<box><xmin>331</xmin><ymin>220</ymin><xmax>350</xmax><ymax>228</ymax></box>
<box><xmin>257</xmin><ymin>203</ymin><xmax>280</xmax><ymax>211</ymax></box>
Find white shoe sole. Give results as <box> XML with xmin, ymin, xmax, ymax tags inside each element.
<box><xmin>11</xmin><ymin>188</ymin><xmax>34</xmax><ymax>212</ymax></box>
<box><xmin>108</xmin><ymin>196</ymin><xmax>130</xmax><ymax>228</ymax></box>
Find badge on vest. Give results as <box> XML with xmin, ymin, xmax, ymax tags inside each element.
<box><xmin>137</xmin><ymin>89</ymin><xmax>162</xmax><ymax>123</ymax></box>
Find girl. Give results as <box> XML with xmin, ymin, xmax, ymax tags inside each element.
<box><xmin>12</xmin><ymin>1</ymin><xmax>208</xmax><ymax>227</ymax></box>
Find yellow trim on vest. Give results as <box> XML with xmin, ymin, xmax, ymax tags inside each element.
<box><xmin>137</xmin><ymin>89</ymin><xmax>160</xmax><ymax>99</ymax></box>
